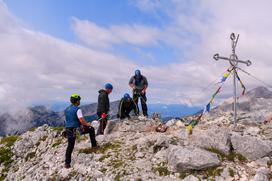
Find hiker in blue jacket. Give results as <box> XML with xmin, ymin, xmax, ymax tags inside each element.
<box><xmin>64</xmin><ymin>94</ymin><xmax>97</xmax><ymax>169</ymax></box>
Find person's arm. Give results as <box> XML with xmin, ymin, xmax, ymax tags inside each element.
<box><xmin>77</xmin><ymin>109</ymin><xmax>90</xmax><ymax>127</ymax></box>
<box><xmin>129</xmin><ymin>76</ymin><xmax>135</xmax><ymax>89</ymax></box>
<box><xmin>141</xmin><ymin>76</ymin><xmax>148</xmax><ymax>93</ymax></box>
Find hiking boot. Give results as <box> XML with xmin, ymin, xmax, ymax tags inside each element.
<box><xmin>90</xmin><ymin>142</ymin><xmax>99</xmax><ymax>148</ymax></box>
<box><xmin>65</xmin><ymin>164</ymin><xmax>71</xmax><ymax>169</ymax></box>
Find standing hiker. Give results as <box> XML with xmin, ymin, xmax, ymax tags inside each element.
<box><xmin>129</xmin><ymin>69</ymin><xmax>149</xmax><ymax>117</ymax></box>
<box><xmin>64</xmin><ymin>94</ymin><xmax>97</xmax><ymax>169</ymax></box>
<box><xmin>97</xmin><ymin>83</ymin><xmax>113</xmax><ymax>135</ymax></box>
<box><xmin>117</xmin><ymin>93</ymin><xmax>137</xmax><ymax>119</ymax></box>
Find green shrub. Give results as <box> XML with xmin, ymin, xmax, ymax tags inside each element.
<box><xmin>0</xmin><ymin>147</ymin><xmax>13</xmax><ymax>180</ymax></box>
<box><xmin>52</xmin><ymin>139</ymin><xmax>62</xmax><ymax>148</ymax></box>
<box><xmin>0</xmin><ymin>135</ymin><xmax>19</xmax><ymax>147</ymax></box>
<box><xmin>228</xmin><ymin>168</ymin><xmax>235</xmax><ymax>177</ymax></box>
<box><xmin>153</xmin><ymin>165</ymin><xmax>170</xmax><ymax>176</ymax></box>
<box><xmin>98</xmin><ymin>154</ymin><xmax>111</xmax><ymax>162</ymax></box>
<box><xmin>52</xmin><ymin>127</ymin><xmax>64</xmax><ymax>131</ymax></box>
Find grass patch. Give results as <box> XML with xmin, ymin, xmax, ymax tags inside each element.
<box><xmin>68</xmin><ymin>170</ymin><xmax>78</xmax><ymax>178</ymax></box>
<box><xmin>153</xmin><ymin>163</ymin><xmax>171</xmax><ymax>176</ymax></box>
<box><xmin>226</xmin><ymin>152</ymin><xmax>247</xmax><ymax>162</ymax></box>
<box><xmin>228</xmin><ymin>168</ymin><xmax>235</xmax><ymax>177</ymax></box>
<box><xmin>202</xmin><ymin>167</ymin><xmax>223</xmax><ymax>179</ymax></box>
<box><xmin>79</xmin><ymin>142</ymin><xmax>121</xmax><ymax>155</ymax></box>
<box><xmin>114</xmin><ymin>173</ymin><xmax>121</xmax><ymax>181</ymax></box>
<box><xmin>0</xmin><ymin>146</ymin><xmax>14</xmax><ymax>180</ymax></box>
<box><xmin>206</xmin><ymin>147</ymin><xmax>247</xmax><ymax>163</ymax></box>
<box><xmin>205</xmin><ymin>148</ymin><xmax>226</xmax><ymax>161</ymax></box>
<box><xmin>98</xmin><ymin>154</ymin><xmax>111</xmax><ymax>162</ymax></box>
<box><xmin>52</xmin><ymin>127</ymin><xmax>64</xmax><ymax>132</ymax></box>
<box><xmin>179</xmin><ymin>171</ymin><xmax>188</xmax><ymax>179</ymax></box>
<box><xmin>0</xmin><ymin>135</ymin><xmax>19</xmax><ymax>147</ymax></box>
<box><xmin>52</xmin><ymin>139</ymin><xmax>62</xmax><ymax>148</ymax></box>
<box><xmin>111</xmin><ymin>159</ymin><xmax>124</xmax><ymax>169</ymax></box>
<box><xmin>25</xmin><ymin>152</ymin><xmax>36</xmax><ymax>161</ymax></box>
<box><xmin>28</xmin><ymin>127</ymin><xmax>36</xmax><ymax>132</ymax></box>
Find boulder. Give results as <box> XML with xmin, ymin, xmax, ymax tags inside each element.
<box><xmin>231</xmin><ymin>133</ymin><xmax>272</xmax><ymax>161</ymax></box>
<box><xmin>104</xmin><ymin>119</ymin><xmax>118</xmax><ymax>134</ymax></box>
<box><xmin>153</xmin><ymin>135</ymin><xmax>170</xmax><ymax>153</ymax></box>
<box><xmin>166</xmin><ymin>119</ymin><xmax>176</xmax><ymax>127</ymax></box>
<box><xmin>167</xmin><ymin>145</ymin><xmax>221</xmax><ymax>172</ymax></box>
<box><xmin>189</xmin><ymin>126</ymin><xmax>231</xmax><ymax>155</ymax></box>
<box><xmin>250</xmin><ymin>167</ymin><xmax>270</xmax><ymax>181</ymax></box>
<box><xmin>13</xmin><ymin>124</ymin><xmax>50</xmax><ymax>157</ymax></box>
<box><xmin>244</xmin><ymin>127</ymin><xmax>261</xmax><ymax>136</ymax></box>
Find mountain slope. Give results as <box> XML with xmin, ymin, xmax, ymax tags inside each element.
<box><xmin>1</xmin><ymin>114</ymin><xmax>272</xmax><ymax>180</ymax></box>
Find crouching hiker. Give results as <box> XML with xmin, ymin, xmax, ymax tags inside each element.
<box><xmin>97</xmin><ymin>83</ymin><xmax>113</xmax><ymax>135</ymax></box>
<box><xmin>117</xmin><ymin>93</ymin><xmax>137</xmax><ymax>119</ymax></box>
<box><xmin>64</xmin><ymin>94</ymin><xmax>97</xmax><ymax>169</ymax></box>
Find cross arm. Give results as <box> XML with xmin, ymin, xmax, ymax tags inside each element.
<box><xmin>213</xmin><ymin>54</ymin><xmax>252</xmax><ymax>66</ymax></box>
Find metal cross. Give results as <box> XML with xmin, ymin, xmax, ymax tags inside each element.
<box><xmin>213</xmin><ymin>33</ymin><xmax>252</xmax><ymax>126</ymax></box>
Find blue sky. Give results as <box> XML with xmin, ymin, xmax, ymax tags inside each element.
<box><xmin>5</xmin><ymin>0</ymin><xmax>176</xmax><ymax>65</ymax></box>
<box><xmin>0</xmin><ymin>0</ymin><xmax>271</xmax><ymax>108</ymax></box>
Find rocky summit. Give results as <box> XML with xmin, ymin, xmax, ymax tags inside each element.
<box><xmin>0</xmin><ymin>113</ymin><xmax>272</xmax><ymax>181</ymax></box>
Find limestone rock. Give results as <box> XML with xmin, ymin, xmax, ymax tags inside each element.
<box><xmin>231</xmin><ymin>133</ymin><xmax>272</xmax><ymax>161</ymax></box>
<box><xmin>250</xmin><ymin>167</ymin><xmax>270</xmax><ymax>181</ymax></box>
<box><xmin>189</xmin><ymin>126</ymin><xmax>231</xmax><ymax>154</ymax></box>
<box><xmin>167</xmin><ymin>145</ymin><xmax>221</xmax><ymax>172</ymax></box>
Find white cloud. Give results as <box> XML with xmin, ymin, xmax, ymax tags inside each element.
<box><xmin>71</xmin><ymin>17</ymin><xmax>161</xmax><ymax>48</ymax></box>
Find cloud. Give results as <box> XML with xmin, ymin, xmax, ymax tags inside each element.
<box><xmin>0</xmin><ymin>2</ymin><xmax>140</xmax><ymax>110</ymax></box>
<box><xmin>71</xmin><ymin>17</ymin><xmax>161</xmax><ymax>49</ymax></box>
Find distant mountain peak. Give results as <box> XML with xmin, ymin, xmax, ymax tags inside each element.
<box><xmin>247</xmin><ymin>86</ymin><xmax>272</xmax><ymax>99</ymax></box>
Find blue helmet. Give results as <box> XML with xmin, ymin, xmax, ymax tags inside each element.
<box><xmin>105</xmin><ymin>83</ymin><xmax>113</xmax><ymax>90</ymax></box>
<box><xmin>135</xmin><ymin>69</ymin><xmax>141</xmax><ymax>77</ymax></box>
<box><xmin>123</xmin><ymin>93</ymin><xmax>131</xmax><ymax>100</ymax></box>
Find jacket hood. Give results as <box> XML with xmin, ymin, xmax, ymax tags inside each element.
<box><xmin>99</xmin><ymin>89</ymin><xmax>107</xmax><ymax>94</ymax></box>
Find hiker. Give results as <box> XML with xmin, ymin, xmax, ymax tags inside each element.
<box><xmin>129</xmin><ymin>69</ymin><xmax>148</xmax><ymax>117</ymax></box>
<box><xmin>64</xmin><ymin>94</ymin><xmax>97</xmax><ymax>169</ymax></box>
<box><xmin>117</xmin><ymin>93</ymin><xmax>137</xmax><ymax>119</ymax></box>
<box><xmin>97</xmin><ymin>83</ymin><xmax>113</xmax><ymax>135</ymax></box>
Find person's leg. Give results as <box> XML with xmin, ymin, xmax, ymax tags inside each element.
<box><xmin>141</xmin><ymin>93</ymin><xmax>148</xmax><ymax>116</ymax></box>
<box><xmin>133</xmin><ymin>93</ymin><xmax>139</xmax><ymax>115</ymax></box>
<box><xmin>65</xmin><ymin>129</ymin><xmax>76</xmax><ymax>167</ymax></box>
<box><xmin>97</xmin><ymin>112</ymin><xmax>103</xmax><ymax>135</ymax></box>
<box><xmin>126</xmin><ymin>104</ymin><xmax>134</xmax><ymax>119</ymax></box>
<box><xmin>102</xmin><ymin>119</ymin><xmax>108</xmax><ymax>133</ymax></box>
<box><xmin>88</xmin><ymin>126</ymin><xmax>97</xmax><ymax>147</ymax></box>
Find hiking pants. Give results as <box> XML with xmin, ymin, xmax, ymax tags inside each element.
<box><xmin>80</xmin><ymin>126</ymin><xmax>97</xmax><ymax>147</ymax></box>
<box><xmin>65</xmin><ymin>128</ymin><xmax>76</xmax><ymax>165</ymax></box>
<box><xmin>97</xmin><ymin>112</ymin><xmax>108</xmax><ymax>135</ymax></box>
<box><xmin>133</xmin><ymin>92</ymin><xmax>148</xmax><ymax>116</ymax></box>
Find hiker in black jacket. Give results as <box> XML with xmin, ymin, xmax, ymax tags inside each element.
<box><xmin>97</xmin><ymin>83</ymin><xmax>113</xmax><ymax>135</ymax></box>
<box><xmin>129</xmin><ymin>69</ymin><xmax>148</xmax><ymax>117</ymax></box>
<box><xmin>117</xmin><ymin>93</ymin><xmax>137</xmax><ymax>119</ymax></box>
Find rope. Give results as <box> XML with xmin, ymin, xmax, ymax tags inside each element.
<box><xmin>236</xmin><ymin>67</ymin><xmax>272</xmax><ymax>88</ymax></box>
